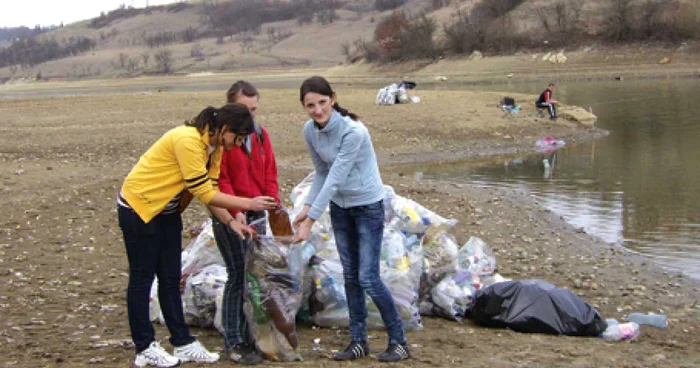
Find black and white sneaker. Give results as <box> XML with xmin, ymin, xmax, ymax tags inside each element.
<box><xmin>333</xmin><ymin>341</ymin><xmax>369</xmax><ymax>361</ymax></box>
<box><xmin>378</xmin><ymin>343</ymin><xmax>410</xmax><ymax>362</ymax></box>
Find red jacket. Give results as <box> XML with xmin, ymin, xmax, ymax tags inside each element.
<box><xmin>219</xmin><ymin>125</ymin><xmax>279</xmax><ymax>216</ymax></box>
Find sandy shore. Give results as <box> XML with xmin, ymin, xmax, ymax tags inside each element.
<box><xmin>0</xmin><ymin>85</ymin><xmax>698</xmax><ymax>367</ymax></box>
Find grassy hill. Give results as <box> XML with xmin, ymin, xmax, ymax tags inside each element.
<box><xmin>0</xmin><ymin>0</ymin><xmax>698</xmax><ymax>81</ymax></box>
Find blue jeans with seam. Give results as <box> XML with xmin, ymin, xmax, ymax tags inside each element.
<box><xmin>330</xmin><ymin>200</ymin><xmax>406</xmax><ymax>345</ymax></box>
<box><xmin>119</xmin><ymin>206</ymin><xmax>195</xmax><ymax>354</ymax></box>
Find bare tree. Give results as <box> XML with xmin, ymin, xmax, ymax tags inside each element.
<box><xmin>141</xmin><ymin>52</ymin><xmax>150</xmax><ymax>68</ymax></box>
<box><xmin>532</xmin><ymin>6</ymin><xmax>552</xmax><ymax>32</ymax></box>
<box><xmin>154</xmin><ymin>49</ymin><xmax>173</xmax><ymax>73</ymax></box>
<box><xmin>126</xmin><ymin>57</ymin><xmax>139</xmax><ymax>73</ymax></box>
<box><xmin>606</xmin><ymin>0</ymin><xmax>635</xmax><ymax>41</ymax></box>
<box><xmin>118</xmin><ymin>52</ymin><xmax>129</xmax><ymax>69</ymax></box>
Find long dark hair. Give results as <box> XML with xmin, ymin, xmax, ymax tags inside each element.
<box><xmin>300</xmin><ymin>76</ymin><xmax>358</xmax><ymax>120</ymax></box>
<box><xmin>185</xmin><ymin>103</ymin><xmax>254</xmax><ymax>136</ymax></box>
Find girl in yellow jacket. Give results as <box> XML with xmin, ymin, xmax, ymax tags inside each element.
<box><xmin>117</xmin><ymin>103</ymin><xmax>277</xmax><ymax>367</ymax></box>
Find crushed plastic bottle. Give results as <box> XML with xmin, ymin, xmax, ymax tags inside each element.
<box><xmin>624</xmin><ymin>313</ymin><xmax>668</xmax><ymax>329</ymax></box>
<box><xmin>600</xmin><ymin>322</ymin><xmax>640</xmax><ymax>342</ymax></box>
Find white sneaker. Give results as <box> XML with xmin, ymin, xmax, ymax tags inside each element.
<box><xmin>173</xmin><ymin>340</ymin><xmax>220</xmax><ymax>363</ymax></box>
<box><xmin>134</xmin><ymin>341</ymin><xmax>180</xmax><ymax>368</ymax></box>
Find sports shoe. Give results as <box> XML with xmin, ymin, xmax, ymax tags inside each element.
<box><xmin>227</xmin><ymin>343</ymin><xmax>263</xmax><ymax>365</ymax></box>
<box><xmin>378</xmin><ymin>343</ymin><xmax>410</xmax><ymax>362</ymax></box>
<box><xmin>134</xmin><ymin>341</ymin><xmax>180</xmax><ymax>368</ymax></box>
<box><xmin>173</xmin><ymin>340</ymin><xmax>219</xmax><ymax>364</ymax></box>
<box><xmin>333</xmin><ymin>341</ymin><xmax>369</xmax><ymax>361</ymax></box>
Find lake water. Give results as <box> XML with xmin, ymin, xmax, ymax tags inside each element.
<box><xmin>419</xmin><ymin>79</ymin><xmax>700</xmax><ymax>278</ymax></box>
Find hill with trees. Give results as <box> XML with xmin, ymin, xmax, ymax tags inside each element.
<box><xmin>0</xmin><ymin>0</ymin><xmax>698</xmax><ymax>81</ymax></box>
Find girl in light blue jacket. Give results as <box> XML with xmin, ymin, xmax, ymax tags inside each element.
<box><xmin>291</xmin><ymin>76</ymin><xmax>410</xmax><ymax>363</ymax></box>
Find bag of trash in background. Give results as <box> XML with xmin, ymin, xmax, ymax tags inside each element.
<box><xmin>150</xmin><ymin>219</ymin><xmax>224</xmax><ymax>325</ymax></box>
<box><xmin>244</xmin><ymin>236</ymin><xmax>305</xmax><ymax>361</ymax></box>
<box><xmin>378</xmin><ymin>227</ymin><xmax>424</xmax><ymax>331</ymax></box>
<box><xmin>423</xmin><ymin>237</ymin><xmax>508</xmax><ymax>320</ymax></box>
<box><xmin>376</xmin><ymin>83</ymin><xmax>399</xmax><ymax>105</ymax></box>
<box><xmin>307</xmin><ymin>225</ymin><xmax>424</xmax><ymax>331</ymax></box>
<box><xmin>308</xmin><ymin>257</ymin><xmax>348</xmax><ymax>327</ymax></box>
<box><xmin>417</xmin><ymin>228</ymin><xmax>460</xmax><ymax>318</ymax></box>
<box><xmin>183</xmin><ymin>264</ymin><xmax>227</xmax><ymax>328</ymax></box>
<box><xmin>397</xmin><ymin>85</ymin><xmax>409</xmax><ymax>103</ymax></box>
<box><xmin>385</xmin><ymin>189</ymin><xmax>458</xmax><ymax>235</ymax></box>
<box><xmin>468</xmin><ymin>279</ymin><xmax>608</xmax><ymax>336</ymax></box>
<box><xmin>458</xmin><ymin>237</ymin><xmax>498</xmax><ymax>289</ymax></box>
<box><xmin>180</xmin><ymin>218</ymin><xmax>223</xmax><ymax>281</ymax></box>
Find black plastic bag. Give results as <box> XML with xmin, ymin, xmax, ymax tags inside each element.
<box><xmin>467</xmin><ymin>279</ymin><xmax>607</xmax><ymax>336</ymax></box>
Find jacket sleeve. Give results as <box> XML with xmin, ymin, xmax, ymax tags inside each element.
<box><xmin>304</xmin><ymin>127</ymin><xmax>329</xmax><ymax>210</ymax></box>
<box><xmin>173</xmin><ymin>135</ymin><xmax>217</xmax><ymax>205</ymax></box>
<box><xmin>307</xmin><ymin>128</ymin><xmax>362</xmax><ymax>220</ymax></box>
<box><xmin>217</xmin><ymin>149</ymin><xmax>240</xmax><ymax>217</ymax></box>
<box><xmin>261</xmin><ymin>128</ymin><xmax>280</xmax><ymax>205</ymax></box>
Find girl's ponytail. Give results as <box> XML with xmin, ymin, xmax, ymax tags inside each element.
<box><xmin>332</xmin><ymin>102</ymin><xmax>358</xmax><ymax>121</ymax></box>
<box><xmin>186</xmin><ymin>106</ymin><xmax>220</xmax><ymax>134</ymax></box>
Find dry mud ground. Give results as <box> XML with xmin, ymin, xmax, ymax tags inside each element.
<box><xmin>0</xmin><ymin>87</ymin><xmax>698</xmax><ymax>368</ymax></box>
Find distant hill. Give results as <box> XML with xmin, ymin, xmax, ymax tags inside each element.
<box><xmin>0</xmin><ymin>0</ymin><xmax>697</xmax><ymax>80</ymax></box>
<box><xmin>0</xmin><ymin>26</ymin><xmax>48</xmax><ymax>43</ymax></box>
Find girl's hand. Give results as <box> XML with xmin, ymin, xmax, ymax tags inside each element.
<box><xmin>291</xmin><ymin>219</ymin><xmax>312</xmax><ymax>243</ymax></box>
<box><xmin>292</xmin><ymin>206</ymin><xmax>310</xmax><ymax>228</ymax></box>
<box><xmin>229</xmin><ymin>220</ymin><xmax>255</xmax><ymax>240</ymax></box>
<box><xmin>250</xmin><ymin>196</ymin><xmax>277</xmax><ymax>211</ymax></box>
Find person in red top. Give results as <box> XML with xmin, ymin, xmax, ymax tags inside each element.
<box><xmin>210</xmin><ymin>80</ymin><xmax>279</xmax><ymax>365</ymax></box>
<box><xmin>536</xmin><ymin>83</ymin><xmax>559</xmax><ymax>120</ymax></box>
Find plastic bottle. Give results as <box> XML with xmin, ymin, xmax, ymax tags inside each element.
<box><xmin>624</xmin><ymin>313</ymin><xmax>668</xmax><ymax>329</ymax></box>
<box><xmin>600</xmin><ymin>322</ymin><xmax>640</xmax><ymax>342</ymax></box>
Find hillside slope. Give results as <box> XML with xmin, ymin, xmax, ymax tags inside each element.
<box><xmin>0</xmin><ymin>0</ymin><xmax>698</xmax><ymax>81</ymax></box>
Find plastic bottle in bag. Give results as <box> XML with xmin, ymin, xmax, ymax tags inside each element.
<box><xmin>624</xmin><ymin>313</ymin><xmax>667</xmax><ymax>329</ymax></box>
<box><xmin>600</xmin><ymin>322</ymin><xmax>640</xmax><ymax>341</ymax></box>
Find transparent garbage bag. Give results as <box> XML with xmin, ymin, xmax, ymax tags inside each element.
<box><xmin>387</xmin><ymin>194</ymin><xmax>458</xmax><ymax>235</ymax></box>
<box><xmin>182</xmin><ymin>264</ymin><xmax>227</xmax><ymax>328</ymax></box>
<box><xmin>181</xmin><ymin>218</ymin><xmax>224</xmax><ymax>280</ymax></box>
<box><xmin>244</xmin><ymin>236</ymin><xmax>304</xmax><ymax>361</ymax></box>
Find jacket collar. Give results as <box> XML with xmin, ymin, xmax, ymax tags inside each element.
<box><xmin>314</xmin><ymin>110</ymin><xmax>343</xmax><ymax>133</ymax></box>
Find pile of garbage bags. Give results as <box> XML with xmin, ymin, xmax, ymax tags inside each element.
<box><xmin>376</xmin><ymin>81</ymin><xmax>420</xmax><ymax>105</ymax></box>
<box><xmin>147</xmin><ymin>171</ymin><xmax>615</xmax><ymax>361</ymax></box>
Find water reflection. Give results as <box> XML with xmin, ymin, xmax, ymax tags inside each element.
<box><xmin>422</xmin><ymin>79</ymin><xmax>700</xmax><ymax>278</ymax></box>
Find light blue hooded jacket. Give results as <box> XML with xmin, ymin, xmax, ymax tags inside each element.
<box><xmin>303</xmin><ymin>110</ymin><xmax>385</xmax><ymax>220</ymax></box>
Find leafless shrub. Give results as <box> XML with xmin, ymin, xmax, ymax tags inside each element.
<box><xmin>374</xmin><ymin>0</ymin><xmax>406</xmax><ymax>12</ymax></box>
<box><xmin>190</xmin><ymin>44</ymin><xmax>205</xmax><ymax>59</ymax></box>
<box><xmin>317</xmin><ymin>9</ymin><xmax>338</xmax><ymax>25</ymax></box>
<box><xmin>118</xmin><ymin>53</ymin><xmax>129</xmax><ymax>69</ymax></box>
<box><xmin>443</xmin><ymin>10</ymin><xmax>487</xmax><ymax>54</ymax></box>
<box><xmin>141</xmin><ymin>52</ymin><xmax>150</xmax><ymax>68</ymax></box>
<box><xmin>154</xmin><ymin>49</ymin><xmax>173</xmax><ymax>74</ymax></box>
<box><xmin>126</xmin><ymin>57</ymin><xmax>139</xmax><ymax>73</ymax></box>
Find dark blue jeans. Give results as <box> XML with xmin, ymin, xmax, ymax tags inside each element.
<box><xmin>211</xmin><ymin>211</ymin><xmax>265</xmax><ymax>350</ymax></box>
<box><xmin>118</xmin><ymin>206</ymin><xmax>195</xmax><ymax>353</ymax></box>
<box><xmin>330</xmin><ymin>201</ymin><xmax>406</xmax><ymax>345</ymax></box>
